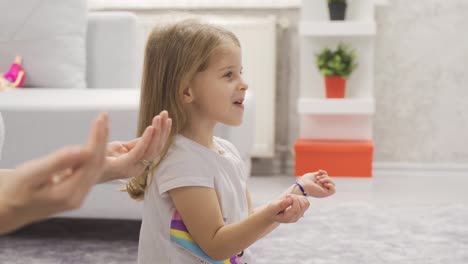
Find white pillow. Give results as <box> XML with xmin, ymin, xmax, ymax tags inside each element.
<box><xmin>0</xmin><ymin>0</ymin><xmax>87</xmax><ymax>88</ymax></box>
<box><xmin>0</xmin><ymin>113</ymin><xmax>4</xmax><ymax>160</ymax></box>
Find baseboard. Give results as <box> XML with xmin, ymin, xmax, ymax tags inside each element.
<box><xmin>282</xmin><ymin>159</ymin><xmax>468</xmax><ymax>177</ymax></box>
<box><xmin>373</xmin><ymin>162</ymin><xmax>468</xmax><ymax>177</ymax></box>
<box><xmin>251</xmin><ymin>157</ymin><xmax>283</xmax><ymax>175</ymax></box>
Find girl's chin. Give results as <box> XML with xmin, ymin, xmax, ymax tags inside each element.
<box><xmin>221</xmin><ymin>119</ymin><xmax>243</xmax><ymax>127</ymax></box>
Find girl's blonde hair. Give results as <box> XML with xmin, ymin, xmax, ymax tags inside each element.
<box><xmin>126</xmin><ymin>19</ymin><xmax>240</xmax><ymax>200</ymax></box>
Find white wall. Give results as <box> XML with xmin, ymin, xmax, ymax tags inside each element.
<box><xmin>89</xmin><ymin>1</ymin><xmax>468</xmax><ymax>173</ymax></box>
<box><xmin>374</xmin><ymin>0</ymin><xmax>468</xmax><ymax>163</ymax></box>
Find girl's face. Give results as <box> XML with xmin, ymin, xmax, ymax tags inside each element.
<box><xmin>188</xmin><ymin>41</ymin><xmax>248</xmax><ymax>126</ymax></box>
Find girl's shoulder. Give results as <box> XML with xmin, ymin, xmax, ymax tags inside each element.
<box><xmin>214</xmin><ymin>136</ymin><xmax>241</xmax><ymax>159</ymax></box>
<box><xmin>159</xmin><ymin>135</ymin><xmax>218</xmax><ymax>170</ymax></box>
<box><xmin>152</xmin><ymin>135</ymin><xmax>218</xmax><ymax>194</ymax></box>
<box><xmin>162</xmin><ymin>135</ymin><xmax>207</xmax><ymax>165</ymax></box>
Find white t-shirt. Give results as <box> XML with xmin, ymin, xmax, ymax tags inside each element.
<box><xmin>0</xmin><ymin>113</ymin><xmax>4</xmax><ymax>160</ymax></box>
<box><xmin>137</xmin><ymin>135</ymin><xmax>252</xmax><ymax>264</ymax></box>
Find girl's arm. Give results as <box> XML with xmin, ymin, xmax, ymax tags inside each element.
<box><xmin>245</xmin><ymin>183</ymin><xmax>304</xmax><ymax>239</ymax></box>
<box><xmin>169</xmin><ymin>186</ymin><xmax>308</xmax><ymax>261</ymax></box>
<box><xmin>245</xmin><ymin>172</ymin><xmax>336</xmax><ymax>240</ymax></box>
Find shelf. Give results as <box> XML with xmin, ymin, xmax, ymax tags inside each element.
<box><xmin>297</xmin><ymin>98</ymin><xmax>375</xmax><ymax>115</ymax></box>
<box><xmin>299</xmin><ymin>21</ymin><xmax>376</xmax><ymax>37</ymax></box>
<box><xmin>373</xmin><ymin>0</ymin><xmax>389</xmax><ymax>6</ymax></box>
<box><xmin>89</xmin><ymin>0</ymin><xmax>301</xmax><ymax>10</ymax></box>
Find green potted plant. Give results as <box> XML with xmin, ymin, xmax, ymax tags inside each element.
<box><xmin>316</xmin><ymin>44</ymin><xmax>357</xmax><ymax>98</ymax></box>
<box><xmin>328</xmin><ymin>0</ymin><xmax>347</xmax><ymax>20</ymax></box>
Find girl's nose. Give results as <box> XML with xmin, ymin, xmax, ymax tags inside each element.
<box><xmin>239</xmin><ymin>78</ymin><xmax>248</xmax><ymax>91</ymax></box>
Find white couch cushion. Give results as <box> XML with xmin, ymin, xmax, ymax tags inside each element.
<box><xmin>0</xmin><ymin>0</ymin><xmax>87</xmax><ymax>88</ymax></box>
<box><xmin>87</xmin><ymin>12</ymin><xmax>139</xmax><ymax>89</ymax></box>
<box><xmin>0</xmin><ymin>113</ymin><xmax>4</xmax><ymax>160</ymax></box>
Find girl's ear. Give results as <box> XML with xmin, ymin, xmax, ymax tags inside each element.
<box><xmin>182</xmin><ymin>86</ymin><xmax>194</xmax><ymax>103</ymax></box>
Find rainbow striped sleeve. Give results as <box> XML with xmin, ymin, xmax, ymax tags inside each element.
<box><xmin>170</xmin><ymin>210</ymin><xmax>243</xmax><ymax>264</ymax></box>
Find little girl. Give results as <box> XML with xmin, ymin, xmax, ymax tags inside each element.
<box><xmin>126</xmin><ymin>19</ymin><xmax>336</xmax><ymax>263</ymax></box>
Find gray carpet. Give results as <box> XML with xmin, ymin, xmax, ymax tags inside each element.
<box><xmin>1</xmin><ymin>202</ymin><xmax>467</xmax><ymax>264</ymax></box>
<box><xmin>0</xmin><ymin>219</ymin><xmax>140</xmax><ymax>264</ymax></box>
<box><xmin>251</xmin><ymin>202</ymin><xmax>468</xmax><ymax>264</ymax></box>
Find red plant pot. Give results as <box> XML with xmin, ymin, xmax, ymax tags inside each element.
<box><xmin>325</xmin><ymin>76</ymin><xmax>346</xmax><ymax>98</ymax></box>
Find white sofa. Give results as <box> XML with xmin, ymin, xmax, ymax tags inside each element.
<box><xmin>0</xmin><ymin>11</ymin><xmax>255</xmax><ymax>219</ymax></box>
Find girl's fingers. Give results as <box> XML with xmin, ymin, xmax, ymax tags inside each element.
<box><xmin>159</xmin><ymin>111</ymin><xmax>168</xmax><ymax>131</ymax></box>
<box><xmin>154</xmin><ymin>116</ymin><xmax>166</xmax><ymax>154</ymax></box>
<box><xmin>163</xmin><ymin>118</ymin><xmax>172</xmax><ymax>142</ymax></box>
<box><xmin>275</xmin><ymin>195</ymin><xmax>310</xmax><ymax>223</ymax></box>
<box><xmin>320</xmin><ymin>177</ymin><xmax>334</xmax><ymax>185</ymax></box>
<box><xmin>147</xmin><ymin>115</ymin><xmax>162</xmax><ymax>158</ymax></box>
<box><xmin>121</xmin><ymin>137</ymin><xmax>141</xmax><ymax>151</ymax></box>
<box><xmin>297</xmin><ymin>196</ymin><xmax>306</xmax><ymax>211</ymax></box>
<box><xmin>287</xmin><ymin>195</ymin><xmax>303</xmax><ymax>218</ymax></box>
<box><xmin>318</xmin><ymin>177</ymin><xmax>335</xmax><ymax>189</ymax></box>
<box><xmin>156</xmin><ymin>111</ymin><xmax>171</xmax><ymax>151</ymax></box>
<box><xmin>278</xmin><ymin>196</ymin><xmax>293</xmax><ymax>213</ymax></box>
<box><xmin>127</xmin><ymin>126</ymin><xmax>154</xmax><ymax>161</ymax></box>
<box><xmin>325</xmin><ymin>182</ymin><xmax>336</xmax><ymax>193</ymax></box>
<box><xmin>298</xmin><ymin>197</ymin><xmax>310</xmax><ymax>216</ymax></box>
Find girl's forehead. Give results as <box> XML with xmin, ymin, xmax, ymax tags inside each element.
<box><xmin>208</xmin><ymin>43</ymin><xmax>241</xmax><ymax>67</ymax></box>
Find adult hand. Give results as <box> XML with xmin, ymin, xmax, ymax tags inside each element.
<box><xmin>0</xmin><ymin>113</ymin><xmax>108</xmax><ymax>234</ymax></box>
<box><xmin>102</xmin><ymin>110</ymin><xmax>172</xmax><ymax>182</ymax></box>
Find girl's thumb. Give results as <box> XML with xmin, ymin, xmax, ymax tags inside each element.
<box><xmin>276</xmin><ymin>195</ymin><xmax>293</xmax><ymax>212</ymax></box>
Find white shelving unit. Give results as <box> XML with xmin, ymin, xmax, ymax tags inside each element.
<box><xmin>298</xmin><ymin>0</ymin><xmax>386</xmax><ymax>140</ymax></box>
<box><xmin>298</xmin><ymin>98</ymin><xmax>375</xmax><ymax>115</ymax></box>
<box><xmin>299</xmin><ymin>21</ymin><xmax>376</xmax><ymax>36</ymax></box>
<box><xmin>294</xmin><ymin>0</ymin><xmax>388</xmax><ymax>177</ymax></box>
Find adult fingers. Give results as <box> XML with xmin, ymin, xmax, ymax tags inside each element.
<box><xmin>81</xmin><ymin>113</ymin><xmax>109</xmax><ymax>184</ymax></box>
<box><xmin>35</xmin><ymin>114</ymin><xmax>109</xmax><ymax>211</ymax></box>
<box><xmin>85</xmin><ymin>113</ymin><xmax>107</xmax><ymax>151</ymax></box>
<box><xmin>22</xmin><ymin>146</ymin><xmax>88</xmax><ymax>187</ymax></box>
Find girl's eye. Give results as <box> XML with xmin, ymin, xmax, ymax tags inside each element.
<box><xmin>223</xmin><ymin>71</ymin><xmax>233</xmax><ymax>78</ymax></box>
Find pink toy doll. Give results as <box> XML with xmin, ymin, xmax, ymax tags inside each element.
<box><xmin>0</xmin><ymin>56</ymin><xmax>26</xmax><ymax>90</ymax></box>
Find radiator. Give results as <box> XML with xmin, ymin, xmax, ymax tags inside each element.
<box><xmin>136</xmin><ymin>14</ymin><xmax>277</xmax><ymax>158</ymax></box>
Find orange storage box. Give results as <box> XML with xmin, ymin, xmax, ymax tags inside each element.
<box><xmin>294</xmin><ymin>139</ymin><xmax>374</xmax><ymax>177</ymax></box>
